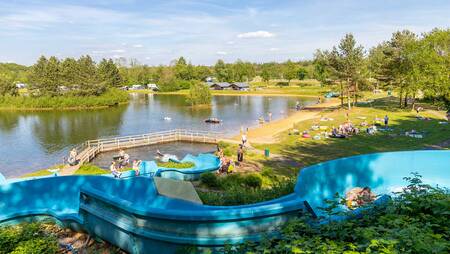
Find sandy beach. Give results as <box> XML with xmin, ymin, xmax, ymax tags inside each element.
<box><xmin>231</xmin><ymin>99</ymin><xmax>340</xmax><ymax>143</ymax></box>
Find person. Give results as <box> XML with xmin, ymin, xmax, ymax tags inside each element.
<box><xmin>227</xmin><ymin>159</ymin><xmax>235</xmax><ymax>174</ymax></box>
<box><xmin>384</xmin><ymin>115</ymin><xmax>389</xmax><ymax>128</ymax></box>
<box><xmin>68</xmin><ymin>148</ymin><xmax>78</xmax><ymax>166</ymax></box>
<box><xmin>317</xmin><ymin>97</ymin><xmax>321</xmax><ymax>104</ymax></box>
<box><xmin>132</xmin><ymin>160</ymin><xmax>142</xmax><ymax>176</ymax></box>
<box><xmin>241</xmin><ymin>133</ymin><xmax>247</xmax><ymax>146</ymax></box>
<box><xmin>295</xmin><ymin>101</ymin><xmax>301</xmax><ymax>111</ymax></box>
<box><xmin>346</xmin><ymin>187</ymin><xmax>376</xmax><ymax>209</ymax></box>
<box><xmin>110</xmin><ymin>161</ymin><xmax>121</xmax><ymax>178</ymax></box>
<box><xmin>268</xmin><ymin>112</ymin><xmax>272</xmax><ymax>122</ymax></box>
<box><xmin>237</xmin><ymin>145</ymin><xmax>244</xmax><ymax>163</ymax></box>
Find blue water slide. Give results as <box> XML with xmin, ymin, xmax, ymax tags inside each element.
<box><xmin>0</xmin><ymin>150</ymin><xmax>448</xmax><ymax>253</ymax></box>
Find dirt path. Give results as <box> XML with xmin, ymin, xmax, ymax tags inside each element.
<box><xmin>231</xmin><ymin>99</ymin><xmax>340</xmax><ymax>144</ymax></box>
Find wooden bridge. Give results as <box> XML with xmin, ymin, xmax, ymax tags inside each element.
<box><xmin>74</xmin><ymin>129</ymin><xmax>221</xmax><ymax>164</ymax></box>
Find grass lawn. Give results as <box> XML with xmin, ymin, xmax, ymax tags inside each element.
<box><xmin>253</xmin><ymin>96</ymin><xmax>450</xmax><ymax>170</ymax></box>
<box><xmin>73</xmin><ymin>164</ymin><xmax>109</xmax><ymax>175</ymax></box>
<box><xmin>157</xmin><ymin>161</ymin><xmax>195</xmax><ymax>169</ymax></box>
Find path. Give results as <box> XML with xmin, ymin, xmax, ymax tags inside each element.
<box><xmin>232</xmin><ymin>99</ymin><xmax>340</xmax><ymax>144</ymax></box>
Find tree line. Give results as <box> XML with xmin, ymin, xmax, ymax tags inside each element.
<box><xmin>313</xmin><ymin>28</ymin><xmax>449</xmax><ymax>109</ymax></box>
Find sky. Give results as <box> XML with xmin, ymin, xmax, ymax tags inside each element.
<box><xmin>0</xmin><ymin>0</ymin><xmax>449</xmax><ymax>66</ymax></box>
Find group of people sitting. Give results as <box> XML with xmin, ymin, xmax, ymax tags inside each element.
<box><xmin>216</xmin><ymin>145</ymin><xmax>244</xmax><ymax>174</ymax></box>
<box><xmin>109</xmin><ymin>149</ymin><xmax>142</xmax><ymax>178</ymax></box>
<box><xmin>331</xmin><ymin>122</ymin><xmax>360</xmax><ymax>138</ymax></box>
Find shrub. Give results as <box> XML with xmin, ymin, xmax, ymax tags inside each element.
<box><xmin>242</xmin><ymin>174</ymin><xmax>262</xmax><ymax>188</ymax></box>
<box><xmin>200</xmin><ymin>172</ymin><xmax>220</xmax><ymax>188</ymax></box>
<box><xmin>0</xmin><ymin>223</ymin><xmax>57</xmax><ymax>254</ymax></box>
<box><xmin>10</xmin><ymin>238</ymin><xmax>58</xmax><ymax>254</ymax></box>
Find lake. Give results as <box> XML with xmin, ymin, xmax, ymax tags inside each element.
<box><xmin>0</xmin><ymin>94</ymin><xmax>315</xmax><ymax>177</ymax></box>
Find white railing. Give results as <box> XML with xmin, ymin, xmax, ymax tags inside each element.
<box><xmin>75</xmin><ymin>129</ymin><xmax>221</xmax><ymax>164</ymax></box>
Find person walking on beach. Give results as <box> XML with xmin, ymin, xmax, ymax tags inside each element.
<box><xmin>384</xmin><ymin>115</ymin><xmax>389</xmax><ymax>128</ymax></box>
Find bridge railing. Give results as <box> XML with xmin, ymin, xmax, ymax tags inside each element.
<box><xmin>75</xmin><ymin>129</ymin><xmax>222</xmax><ymax>164</ymax></box>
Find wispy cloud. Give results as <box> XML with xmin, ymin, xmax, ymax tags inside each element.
<box><xmin>237</xmin><ymin>30</ymin><xmax>275</xmax><ymax>39</ymax></box>
<box><xmin>269</xmin><ymin>47</ymin><xmax>280</xmax><ymax>51</ymax></box>
<box><xmin>132</xmin><ymin>44</ymin><xmax>144</xmax><ymax>48</ymax></box>
<box><xmin>216</xmin><ymin>51</ymin><xmax>228</xmax><ymax>55</ymax></box>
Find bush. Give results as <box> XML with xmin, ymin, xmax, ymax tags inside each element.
<box><xmin>10</xmin><ymin>238</ymin><xmax>58</xmax><ymax>254</ymax></box>
<box><xmin>198</xmin><ymin>179</ymin><xmax>295</xmax><ymax>206</ymax></box>
<box><xmin>0</xmin><ymin>223</ymin><xmax>57</xmax><ymax>254</ymax></box>
<box><xmin>226</xmin><ymin>173</ymin><xmax>450</xmax><ymax>253</ymax></box>
<box><xmin>186</xmin><ymin>82</ymin><xmax>211</xmax><ymax>106</ymax></box>
<box><xmin>242</xmin><ymin>174</ymin><xmax>262</xmax><ymax>188</ymax></box>
<box><xmin>0</xmin><ymin>88</ymin><xmax>129</xmax><ymax>109</ymax></box>
<box><xmin>200</xmin><ymin>172</ymin><xmax>220</xmax><ymax>188</ymax></box>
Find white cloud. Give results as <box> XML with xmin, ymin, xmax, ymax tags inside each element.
<box><xmin>216</xmin><ymin>51</ymin><xmax>228</xmax><ymax>55</ymax></box>
<box><xmin>226</xmin><ymin>41</ymin><xmax>235</xmax><ymax>45</ymax></box>
<box><xmin>133</xmin><ymin>44</ymin><xmax>143</xmax><ymax>48</ymax></box>
<box><xmin>237</xmin><ymin>30</ymin><xmax>275</xmax><ymax>39</ymax></box>
<box><xmin>269</xmin><ymin>47</ymin><xmax>280</xmax><ymax>51</ymax></box>
<box><xmin>111</xmin><ymin>49</ymin><xmax>125</xmax><ymax>53</ymax></box>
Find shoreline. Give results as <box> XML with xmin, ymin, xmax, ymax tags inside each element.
<box><xmin>131</xmin><ymin>90</ymin><xmax>322</xmax><ymax>98</ymax></box>
<box><xmin>0</xmin><ymin>102</ymin><xmax>129</xmax><ymax>111</ymax></box>
<box><xmin>231</xmin><ymin>99</ymin><xmax>341</xmax><ymax>144</ymax></box>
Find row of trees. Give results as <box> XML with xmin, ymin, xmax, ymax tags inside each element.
<box><xmin>313</xmin><ymin>28</ymin><xmax>449</xmax><ymax>109</ymax></box>
<box><xmin>29</xmin><ymin>56</ymin><xmax>122</xmax><ymax>96</ymax></box>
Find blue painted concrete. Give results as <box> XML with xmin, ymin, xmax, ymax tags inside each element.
<box><xmin>0</xmin><ymin>150</ymin><xmax>449</xmax><ymax>253</ymax></box>
<box><xmin>295</xmin><ymin>150</ymin><xmax>450</xmax><ymax>215</ymax></box>
<box><xmin>120</xmin><ymin>153</ymin><xmax>221</xmax><ymax>180</ymax></box>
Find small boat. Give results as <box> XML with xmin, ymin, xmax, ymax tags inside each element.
<box><xmin>163</xmin><ymin>116</ymin><xmax>172</xmax><ymax>121</ymax></box>
<box><xmin>205</xmin><ymin>117</ymin><xmax>221</xmax><ymax>124</ymax></box>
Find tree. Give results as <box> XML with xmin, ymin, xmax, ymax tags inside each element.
<box><xmin>60</xmin><ymin>58</ymin><xmax>78</xmax><ymax>88</ymax></box>
<box><xmin>297</xmin><ymin>67</ymin><xmax>308</xmax><ymax>80</ymax></box>
<box><xmin>77</xmin><ymin>55</ymin><xmax>104</xmax><ymax>95</ymax></box>
<box><xmin>381</xmin><ymin>30</ymin><xmax>418</xmax><ymax>107</ymax></box>
<box><xmin>214</xmin><ymin>60</ymin><xmax>229</xmax><ymax>82</ymax></box>
<box><xmin>283</xmin><ymin>60</ymin><xmax>298</xmax><ymax>85</ymax></box>
<box><xmin>98</xmin><ymin>59</ymin><xmax>122</xmax><ymax>87</ymax></box>
<box><xmin>174</xmin><ymin>57</ymin><xmax>192</xmax><ymax>80</ymax></box>
<box><xmin>330</xmin><ymin>34</ymin><xmax>365</xmax><ymax>109</ymax></box>
<box><xmin>0</xmin><ymin>75</ymin><xmax>17</xmax><ymax>96</ymax></box>
<box><xmin>261</xmin><ymin>66</ymin><xmax>271</xmax><ymax>85</ymax></box>
<box><xmin>186</xmin><ymin>82</ymin><xmax>212</xmax><ymax>106</ymax></box>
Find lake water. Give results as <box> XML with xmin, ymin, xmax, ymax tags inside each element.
<box><xmin>0</xmin><ymin>94</ymin><xmax>315</xmax><ymax>177</ymax></box>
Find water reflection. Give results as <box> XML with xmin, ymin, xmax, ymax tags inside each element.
<box><xmin>0</xmin><ymin>94</ymin><xmax>314</xmax><ymax>177</ymax></box>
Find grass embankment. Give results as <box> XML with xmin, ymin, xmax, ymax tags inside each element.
<box><xmin>0</xmin><ymin>88</ymin><xmax>129</xmax><ymax>110</ymax></box>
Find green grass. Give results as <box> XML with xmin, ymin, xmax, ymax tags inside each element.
<box><xmin>254</xmin><ymin>97</ymin><xmax>450</xmax><ymax>168</ymax></box>
<box><xmin>21</xmin><ymin>169</ymin><xmax>54</xmax><ymax>178</ymax></box>
<box><xmin>0</xmin><ymin>88</ymin><xmax>129</xmax><ymax>110</ymax></box>
<box><xmin>157</xmin><ymin>161</ymin><xmax>195</xmax><ymax>169</ymax></box>
<box><xmin>73</xmin><ymin>164</ymin><xmax>109</xmax><ymax>175</ymax></box>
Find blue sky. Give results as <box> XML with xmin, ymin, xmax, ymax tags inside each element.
<box><xmin>0</xmin><ymin>0</ymin><xmax>449</xmax><ymax>66</ymax></box>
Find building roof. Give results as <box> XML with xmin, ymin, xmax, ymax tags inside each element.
<box><xmin>232</xmin><ymin>82</ymin><xmax>249</xmax><ymax>88</ymax></box>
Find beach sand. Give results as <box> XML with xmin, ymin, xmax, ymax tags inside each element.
<box><xmin>231</xmin><ymin>99</ymin><xmax>340</xmax><ymax>144</ymax></box>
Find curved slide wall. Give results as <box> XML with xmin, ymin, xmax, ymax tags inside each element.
<box><xmin>0</xmin><ymin>150</ymin><xmax>449</xmax><ymax>253</ymax></box>
<box><xmin>120</xmin><ymin>153</ymin><xmax>221</xmax><ymax>181</ymax></box>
